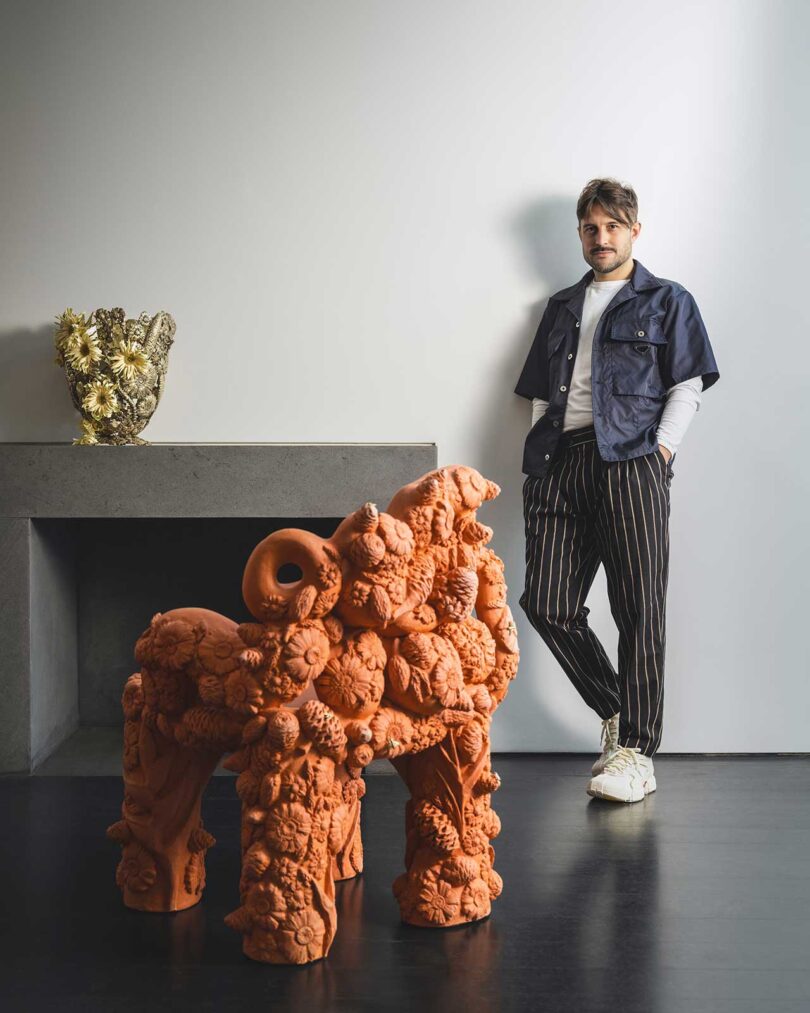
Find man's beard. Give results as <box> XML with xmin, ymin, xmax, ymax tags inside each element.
<box><xmin>588</xmin><ymin>247</ymin><xmax>630</xmax><ymax>275</ymax></box>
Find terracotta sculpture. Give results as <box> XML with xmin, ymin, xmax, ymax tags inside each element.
<box><xmin>107</xmin><ymin>466</ymin><xmax>519</xmax><ymax>963</ymax></box>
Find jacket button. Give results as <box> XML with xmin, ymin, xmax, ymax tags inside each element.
<box><xmin>567</xmin><ymin>353</ymin><xmax>573</xmax><ymax>359</ymax></box>
<box><xmin>545</xmin><ymin>454</ymin><xmax>550</xmax><ymax>460</ymax></box>
<box><xmin>560</xmin><ymin>385</ymin><xmax>567</xmax><ymax>392</ymax></box>
<box><xmin>553</xmin><ymin>420</ymin><xmax>560</xmax><ymax>427</ymax></box>
<box><xmin>575</xmin><ymin>322</ymin><xmax>580</xmax><ymax>328</ymax></box>
<box><xmin>637</xmin><ymin>329</ymin><xmax>645</xmax><ymax>337</ymax></box>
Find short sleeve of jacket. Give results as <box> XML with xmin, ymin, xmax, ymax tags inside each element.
<box><xmin>514</xmin><ymin>302</ymin><xmax>554</xmax><ymax>400</ymax></box>
<box><xmin>661</xmin><ymin>289</ymin><xmax>720</xmax><ymax>391</ymax></box>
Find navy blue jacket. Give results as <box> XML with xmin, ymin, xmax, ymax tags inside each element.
<box><xmin>514</xmin><ymin>259</ymin><xmax>720</xmax><ymax>477</ymax></box>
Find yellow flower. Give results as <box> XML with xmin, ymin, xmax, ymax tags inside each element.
<box><xmin>82</xmin><ymin>376</ymin><xmax>118</xmax><ymax>419</ymax></box>
<box><xmin>54</xmin><ymin>308</ymin><xmax>82</xmax><ymax>353</ymax></box>
<box><xmin>65</xmin><ymin>323</ymin><xmax>102</xmax><ymax>373</ymax></box>
<box><xmin>109</xmin><ymin>339</ymin><xmax>149</xmax><ymax>383</ymax></box>
<box><xmin>73</xmin><ymin>417</ymin><xmax>98</xmax><ymax>445</ymax></box>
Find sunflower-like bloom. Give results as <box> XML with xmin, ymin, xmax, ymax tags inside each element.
<box><xmin>65</xmin><ymin>323</ymin><xmax>102</xmax><ymax>373</ymax></box>
<box><xmin>82</xmin><ymin>376</ymin><xmax>119</xmax><ymax>419</ymax></box>
<box><xmin>109</xmin><ymin>339</ymin><xmax>149</xmax><ymax>383</ymax></box>
<box><xmin>54</xmin><ymin>308</ymin><xmax>82</xmax><ymax>355</ymax></box>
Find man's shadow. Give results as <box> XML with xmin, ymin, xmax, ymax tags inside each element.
<box><xmin>478</xmin><ymin>195</ymin><xmax>595</xmax><ymax>750</ymax></box>
<box><xmin>0</xmin><ymin>324</ymin><xmax>78</xmax><ymax>441</ymax></box>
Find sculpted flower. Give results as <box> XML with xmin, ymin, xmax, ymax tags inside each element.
<box><xmin>279</xmin><ymin>909</ymin><xmax>326</xmax><ymax>964</ymax></box>
<box><xmin>197</xmin><ymin>631</ymin><xmax>240</xmax><ymax>676</ymax></box>
<box><xmin>282</xmin><ymin>626</ymin><xmax>330</xmax><ymax>683</ymax></box>
<box><xmin>461</xmin><ymin>878</ymin><xmax>491</xmax><ymax>920</ymax></box>
<box><xmin>453</xmin><ymin>466</ymin><xmax>489</xmax><ymax>509</ymax></box>
<box><xmin>281</xmin><ymin>771</ymin><xmax>308</xmax><ymax>802</ymax></box>
<box><xmin>268</xmin><ymin>856</ymin><xmax>300</xmax><ymax>892</ymax></box>
<box><xmin>115</xmin><ymin>844</ymin><xmax>157</xmax><ymax>893</ymax></box>
<box><xmin>430</xmin><ymin>653</ymin><xmax>465</xmax><ymax>709</ymax></box>
<box><xmin>417</xmin><ymin>879</ymin><xmax>459</xmax><ymax>925</ymax></box>
<box><xmin>82</xmin><ymin>376</ymin><xmax>118</xmax><ymax>419</ymax></box>
<box><xmin>224</xmin><ymin>670</ymin><xmax>263</xmax><ymax>715</ymax></box>
<box><xmin>369</xmin><ymin>707</ymin><xmax>414</xmax><ymax>759</ymax></box>
<box><xmin>377</xmin><ymin>513</ymin><xmax>415</xmax><ymax>556</ymax></box>
<box><xmin>152</xmin><ymin>619</ymin><xmax>197</xmax><ymax>670</ymax></box>
<box><xmin>315</xmin><ymin>653</ymin><xmax>383</xmax><ymax>715</ymax></box>
<box><xmin>246</xmin><ymin>881</ymin><xmax>287</xmax><ymax>929</ymax></box>
<box><xmin>265</xmin><ymin>802</ymin><xmax>312</xmax><ymax>857</ymax></box>
<box><xmin>109</xmin><ymin>339</ymin><xmax>149</xmax><ymax>383</ymax></box>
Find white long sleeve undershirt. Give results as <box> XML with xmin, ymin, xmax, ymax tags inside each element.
<box><xmin>531</xmin><ymin>374</ymin><xmax>703</xmax><ymax>455</ymax></box>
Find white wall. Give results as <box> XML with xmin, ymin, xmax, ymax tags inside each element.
<box><xmin>1</xmin><ymin>0</ymin><xmax>807</xmax><ymax>751</ymax></box>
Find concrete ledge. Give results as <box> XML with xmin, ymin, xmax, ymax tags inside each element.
<box><xmin>0</xmin><ymin>443</ymin><xmax>437</xmax><ymax>518</ymax></box>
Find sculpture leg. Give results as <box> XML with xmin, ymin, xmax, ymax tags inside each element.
<box><xmin>108</xmin><ymin>704</ymin><xmax>221</xmax><ymax>912</ymax></box>
<box><xmin>390</xmin><ymin>722</ymin><xmax>503</xmax><ymax>927</ymax></box>
<box><xmin>224</xmin><ymin>702</ymin><xmax>349</xmax><ymax>964</ymax></box>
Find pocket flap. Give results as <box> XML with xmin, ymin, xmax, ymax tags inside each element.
<box><xmin>547</xmin><ymin>330</ymin><xmax>566</xmax><ymax>356</ymax></box>
<box><xmin>607</xmin><ymin>320</ymin><xmax>667</xmax><ymax>345</ymax></box>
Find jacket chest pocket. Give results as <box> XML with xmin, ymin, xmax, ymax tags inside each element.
<box><xmin>607</xmin><ymin>320</ymin><xmax>667</xmax><ymax>397</ymax></box>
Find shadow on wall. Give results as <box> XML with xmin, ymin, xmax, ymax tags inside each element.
<box><xmin>0</xmin><ymin>324</ymin><xmax>78</xmax><ymax>441</ymax></box>
<box><xmin>472</xmin><ymin>194</ymin><xmax>590</xmax><ymax>750</ymax></box>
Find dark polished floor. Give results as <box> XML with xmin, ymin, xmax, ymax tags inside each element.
<box><xmin>1</xmin><ymin>757</ymin><xmax>809</xmax><ymax>1013</ymax></box>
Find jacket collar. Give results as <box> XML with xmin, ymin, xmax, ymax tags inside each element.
<box><xmin>550</xmin><ymin>258</ymin><xmax>663</xmax><ymax>320</ymax></box>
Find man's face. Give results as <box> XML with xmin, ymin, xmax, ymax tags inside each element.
<box><xmin>577</xmin><ymin>204</ymin><xmax>641</xmax><ymax>276</ymax></box>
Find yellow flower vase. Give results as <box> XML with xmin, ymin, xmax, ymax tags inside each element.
<box><xmin>54</xmin><ymin>307</ymin><xmax>175</xmax><ymax>445</ymax></box>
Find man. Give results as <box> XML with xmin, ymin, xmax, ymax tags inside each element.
<box><xmin>514</xmin><ymin>178</ymin><xmax>720</xmax><ymax>803</ymax></box>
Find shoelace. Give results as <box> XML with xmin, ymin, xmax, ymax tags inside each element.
<box><xmin>601</xmin><ymin>745</ymin><xmax>643</xmax><ymax>775</ymax></box>
<box><xmin>600</xmin><ymin>715</ymin><xmax>619</xmax><ymax>752</ymax></box>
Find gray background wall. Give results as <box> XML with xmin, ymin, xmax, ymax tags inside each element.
<box><xmin>1</xmin><ymin>0</ymin><xmax>807</xmax><ymax>751</ymax></box>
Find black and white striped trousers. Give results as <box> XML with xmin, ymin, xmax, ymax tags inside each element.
<box><xmin>519</xmin><ymin>424</ymin><xmax>674</xmax><ymax>757</ymax></box>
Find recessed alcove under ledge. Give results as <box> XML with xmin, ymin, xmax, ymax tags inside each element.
<box><xmin>0</xmin><ymin>442</ymin><xmax>437</xmax><ymax>774</ymax></box>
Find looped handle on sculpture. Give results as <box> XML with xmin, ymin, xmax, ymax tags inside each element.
<box><xmin>242</xmin><ymin>528</ymin><xmax>340</xmax><ymax>622</ymax></box>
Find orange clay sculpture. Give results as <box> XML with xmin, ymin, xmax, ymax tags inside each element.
<box><xmin>107</xmin><ymin>466</ymin><xmax>519</xmax><ymax>964</ymax></box>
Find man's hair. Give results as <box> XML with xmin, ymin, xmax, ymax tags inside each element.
<box><xmin>576</xmin><ymin>178</ymin><xmax>638</xmax><ymax>228</ymax></box>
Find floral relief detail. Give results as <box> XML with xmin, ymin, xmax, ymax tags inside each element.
<box><xmin>315</xmin><ymin>650</ymin><xmax>384</xmax><ymax>715</ymax></box>
<box><xmin>198</xmin><ymin>631</ymin><xmax>240</xmax><ymax>676</ymax></box>
<box><xmin>246</xmin><ymin>881</ymin><xmax>288</xmax><ymax>929</ymax></box>
<box><xmin>265</xmin><ymin>803</ymin><xmax>312</xmax><ymax>857</ymax></box>
<box><xmin>278</xmin><ymin>909</ymin><xmax>326</xmax><ymax>964</ymax></box>
<box><xmin>369</xmin><ymin>707</ymin><xmax>414</xmax><ymax>759</ymax></box>
<box><xmin>224</xmin><ymin>671</ymin><xmax>263</xmax><ymax>715</ymax></box>
<box><xmin>416</xmin><ymin>879</ymin><xmax>459</xmax><ymax>925</ymax></box>
<box><xmin>152</xmin><ymin>619</ymin><xmax>197</xmax><ymax>670</ymax></box>
<box><xmin>460</xmin><ymin>879</ymin><xmax>491</xmax><ymax>921</ymax></box>
<box><xmin>282</xmin><ymin>626</ymin><xmax>330</xmax><ymax>683</ymax></box>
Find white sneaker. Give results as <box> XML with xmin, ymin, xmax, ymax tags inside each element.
<box><xmin>587</xmin><ymin>745</ymin><xmax>656</xmax><ymax>803</ymax></box>
<box><xmin>591</xmin><ymin>713</ymin><xmax>620</xmax><ymax>775</ymax></box>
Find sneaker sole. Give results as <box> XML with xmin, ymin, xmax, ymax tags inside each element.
<box><xmin>587</xmin><ymin>775</ymin><xmax>657</xmax><ymax>804</ymax></box>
